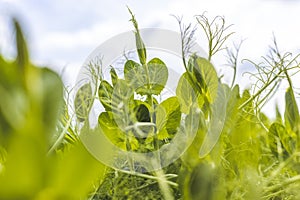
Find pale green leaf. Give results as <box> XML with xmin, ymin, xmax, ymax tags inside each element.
<box><xmin>98</xmin><ymin>112</ymin><xmax>127</xmax><ymax>150</ymax></box>
<box><xmin>155</xmin><ymin>97</ymin><xmax>181</xmax><ymax>140</ymax></box>
<box><xmin>269</xmin><ymin>123</ymin><xmax>296</xmax><ymax>156</ymax></box>
<box><xmin>74</xmin><ymin>83</ymin><xmax>93</xmax><ymax>122</ymax></box>
<box><xmin>110</xmin><ymin>67</ymin><xmax>118</xmax><ymax>86</ymax></box>
<box><xmin>176</xmin><ymin>72</ymin><xmax>197</xmax><ymax>114</ymax></box>
<box><xmin>98</xmin><ymin>80</ymin><xmax>113</xmax><ymax>111</ymax></box>
<box><xmin>40</xmin><ymin>68</ymin><xmax>63</xmax><ymax>136</ymax></box>
<box><xmin>124</xmin><ymin>60</ymin><xmax>141</xmax><ymax>82</ymax></box>
<box><xmin>191</xmin><ymin>55</ymin><xmax>218</xmax><ymax>103</ymax></box>
<box><xmin>284</xmin><ymin>87</ymin><xmax>300</xmax><ymax>132</ymax></box>
<box><xmin>111</xmin><ymin>79</ymin><xmax>134</xmax><ymax>130</ymax></box>
<box><xmin>223</xmin><ymin>84</ymin><xmax>240</xmax><ymax>133</ymax></box>
<box><xmin>14</xmin><ymin>19</ymin><xmax>29</xmax><ymax>72</ymax></box>
<box><xmin>124</xmin><ymin>58</ymin><xmax>168</xmax><ymax>95</ymax></box>
<box><xmin>199</xmin><ymin>84</ymin><xmax>227</xmax><ymax>158</ymax></box>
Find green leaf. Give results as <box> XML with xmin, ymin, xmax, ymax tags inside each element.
<box><xmin>110</xmin><ymin>79</ymin><xmax>134</xmax><ymax>130</ymax></box>
<box><xmin>0</xmin><ymin>86</ymin><xmax>27</xmax><ymax>139</ymax></box>
<box><xmin>40</xmin><ymin>68</ymin><xmax>63</xmax><ymax>136</ymax></box>
<box><xmin>156</xmin><ymin>97</ymin><xmax>181</xmax><ymax>138</ymax></box>
<box><xmin>268</xmin><ymin>123</ymin><xmax>284</xmax><ymax>156</ymax></box>
<box><xmin>269</xmin><ymin>123</ymin><xmax>296</xmax><ymax>156</ymax></box>
<box><xmin>0</xmin><ymin>56</ymin><xmax>21</xmax><ymax>90</ymax></box>
<box><xmin>46</xmin><ymin>142</ymin><xmax>106</xmax><ymax>199</ymax></box>
<box><xmin>284</xmin><ymin>87</ymin><xmax>300</xmax><ymax>132</ymax></box>
<box><xmin>98</xmin><ymin>112</ymin><xmax>139</xmax><ymax>151</ymax></box>
<box><xmin>98</xmin><ymin>112</ymin><xmax>127</xmax><ymax>150</ymax></box>
<box><xmin>74</xmin><ymin>83</ymin><xmax>93</xmax><ymax>122</ymax></box>
<box><xmin>188</xmin><ymin>56</ymin><xmax>205</xmax><ymax>90</ymax></box>
<box><xmin>98</xmin><ymin>80</ymin><xmax>114</xmax><ymax>111</ymax></box>
<box><xmin>14</xmin><ymin>19</ymin><xmax>29</xmax><ymax>73</ymax></box>
<box><xmin>176</xmin><ymin>72</ymin><xmax>197</xmax><ymax>114</ymax></box>
<box><xmin>110</xmin><ymin>67</ymin><xmax>118</xmax><ymax>86</ymax></box>
<box><xmin>110</xmin><ymin>80</ymin><xmax>154</xmax><ymax>139</ymax></box>
<box><xmin>124</xmin><ymin>60</ymin><xmax>141</xmax><ymax>82</ymax></box>
<box><xmin>239</xmin><ymin>89</ymin><xmax>253</xmax><ymax>114</ymax></box>
<box><xmin>275</xmin><ymin>103</ymin><xmax>283</xmax><ymax>124</ymax></box>
<box><xmin>0</xmin><ymin>19</ymin><xmax>107</xmax><ymax>200</ymax></box>
<box><xmin>140</xmin><ymin>58</ymin><xmax>168</xmax><ymax>95</ymax></box>
<box><xmin>190</xmin><ymin>55</ymin><xmax>219</xmax><ymax>103</ymax></box>
<box><xmin>124</xmin><ymin>58</ymin><xmax>168</xmax><ymax>95</ymax></box>
<box><xmin>223</xmin><ymin>84</ymin><xmax>240</xmax><ymax>133</ymax></box>
<box><xmin>199</xmin><ymin>84</ymin><xmax>227</xmax><ymax>158</ymax></box>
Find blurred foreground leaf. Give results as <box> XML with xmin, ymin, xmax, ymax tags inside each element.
<box><xmin>0</xmin><ymin>18</ymin><xmax>106</xmax><ymax>200</ymax></box>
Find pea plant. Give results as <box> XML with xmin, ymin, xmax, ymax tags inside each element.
<box><xmin>1</xmin><ymin>9</ymin><xmax>300</xmax><ymax>200</ymax></box>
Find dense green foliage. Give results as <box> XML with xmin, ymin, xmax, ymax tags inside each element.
<box><xmin>0</xmin><ymin>20</ymin><xmax>106</xmax><ymax>200</ymax></box>
<box><xmin>1</xmin><ymin>11</ymin><xmax>300</xmax><ymax>200</ymax></box>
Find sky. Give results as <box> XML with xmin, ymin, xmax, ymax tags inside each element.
<box><xmin>1</xmin><ymin>0</ymin><xmax>300</xmax><ymax>116</ymax></box>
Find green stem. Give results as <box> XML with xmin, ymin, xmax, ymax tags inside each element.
<box><xmin>143</xmin><ymin>62</ymin><xmax>162</xmax><ymax>167</ymax></box>
<box><xmin>155</xmin><ymin>169</ymin><xmax>175</xmax><ymax>200</ymax></box>
<box><xmin>208</xmin><ymin>37</ymin><xmax>213</xmax><ymax>62</ymax></box>
<box><xmin>125</xmin><ymin>137</ymin><xmax>134</xmax><ymax>172</ymax></box>
<box><xmin>117</xmin><ymin>169</ymin><xmax>178</xmax><ymax>187</ymax></box>
<box><xmin>284</xmin><ymin>68</ymin><xmax>293</xmax><ymax>90</ymax></box>
<box><xmin>230</xmin><ymin>65</ymin><xmax>237</xmax><ymax>89</ymax></box>
<box><xmin>47</xmin><ymin>114</ymin><xmax>73</xmax><ymax>155</ymax></box>
<box><xmin>238</xmin><ymin>70</ymin><xmax>284</xmax><ymax>110</ymax></box>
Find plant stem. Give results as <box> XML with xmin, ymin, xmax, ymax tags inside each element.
<box><xmin>155</xmin><ymin>169</ymin><xmax>175</xmax><ymax>200</ymax></box>
<box><xmin>117</xmin><ymin>169</ymin><xmax>178</xmax><ymax>187</ymax></box>
<box><xmin>238</xmin><ymin>70</ymin><xmax>284</xmax><ymax>110</ymax></box>
<box><xmin>47</xmin><ymin>115</ymin><xmax>73</xmax><ymax>155</ymax></box>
